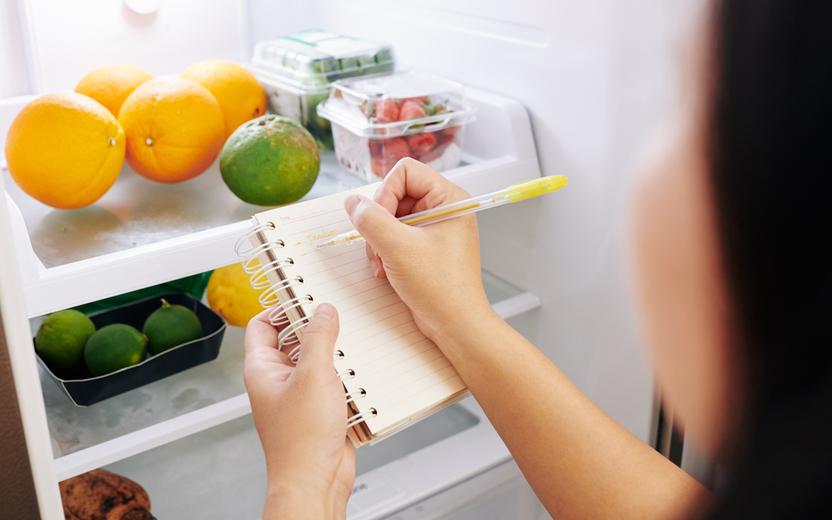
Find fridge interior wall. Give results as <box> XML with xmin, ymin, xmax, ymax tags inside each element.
<box><xmin>311</xmin><ymin>0</ymin><xmax>701</xmax><ymax>440</ymax></box>
<box><xmin>0</xmin><ymin>0</ymin><xmax>705</xmax><ymax>513</ymax></box>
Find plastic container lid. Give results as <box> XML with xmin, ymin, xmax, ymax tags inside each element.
<box><xmin>317</xmin><ymin>71</ymin><xmax>475</xmax><ymax>138</ymax></box>
<box><xmin>251</xmin><ymin>31</ymin><xmax>395</xmax><ymax>93</ymax></box>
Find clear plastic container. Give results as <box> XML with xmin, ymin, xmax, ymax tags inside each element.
<box><xmin>316</xmin><ymin>71</ymin><xmax>475</xmax><ymax>181</ymax></box>
<box><xmin>250</xmin><ymin>31</ymin><xmax>395</xmax><ymax>150</ymax></box>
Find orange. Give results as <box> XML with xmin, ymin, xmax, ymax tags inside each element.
<box><xmin>5</xmin><ymin>93</ymin><xmax>125</xmax><ymax>209</ymax></box>
<box><xmin>118</xmin><ymin>77</ymin><xmax>225</xmax><ymax>183</ymax></box>
<box><xmin>75</xmin><ymin>64</ymin><xmax>153</xmax><ymax>117</ymax></box>
<box><xmin>181</xmin><ymin>60</ymin><xmax>267</xmax><ymax>137</ymax></box>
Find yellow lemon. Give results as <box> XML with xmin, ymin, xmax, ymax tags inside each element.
<box><xmin>206</xmin><ymin>262</ymin><xmax>265</xmax><ymax>327</ymax></box>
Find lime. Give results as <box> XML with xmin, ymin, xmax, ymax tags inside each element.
<box><xmin>35</xmin><ymin>309</ymin><xmax>96</xmax><ymax>375</ymax></box>
<box><xmin>84</xmin><ymin>324</ymin><xmax>147</xmax><ymax>376</ymax></box>
<box><xmin>142</xmin><ymin>298</ymin><xmax>203</xmax><ymax>355</ymax></box>
<box><xmin>219</xmin><ymin>115</ymin><xmax>320</xmax><ymax>206</ymax></box>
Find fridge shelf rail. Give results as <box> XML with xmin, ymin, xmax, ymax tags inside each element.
<box><xmin>0</xmin><ymin>88</ymin><xmax>540</xmax><ymax>319</ymax></box>
<box><xmin>45</xmin><ymin>271</ymin><xmax>539</xmax><ymax>481</ymax></box>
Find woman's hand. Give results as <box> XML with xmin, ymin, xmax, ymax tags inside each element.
<box><xmin>344</xmin><ymin>158</ymin><xmax>494</xmax><ymax>346</ymax></box>
<box><xmin>244</xmin><ymin>304</ymin><xmax>355</xmax><ymax>520</ymax></box>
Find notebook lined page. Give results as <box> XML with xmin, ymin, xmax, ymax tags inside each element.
<box><xmin>251</xmin><ymin>185</ymin><xmax>466</xmax><ymax>435</ymax></box>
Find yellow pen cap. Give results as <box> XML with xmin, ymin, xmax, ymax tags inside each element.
<box><xmin>505</xmin><ymin>175</ymin><xmax>569</xmax><ymax>203</ymax></box>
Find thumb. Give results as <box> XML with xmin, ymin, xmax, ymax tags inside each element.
<box><xmin>296</xmin><ymin>304</ymin><xmax>339</xmax><ymax>369</ymax></box>
<box><xmin>344</xmin><ymin>194</ymin><xmax>408</xmax><ymax>255</ymax></box>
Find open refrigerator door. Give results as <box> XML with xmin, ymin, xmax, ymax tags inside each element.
<box><xmin>0</xmin><ymin>0</ymin><xmax>696</xmax><ymax>518</ymax></box>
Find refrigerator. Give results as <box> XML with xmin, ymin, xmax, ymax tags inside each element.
<box><xmin>0</xmin><ymin>0</ymin><xmax>704</xmax><ymax>517</ymax></box>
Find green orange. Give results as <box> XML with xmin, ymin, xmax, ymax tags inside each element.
<box><xmin>219</xmin><ymin>115</ymin><xmax>320</xmax><ymax>206</ymax></box>
<box><xmin>142</xmin><ymin>298</ymin><xmax>203</xmax><ymax>355</ymax></box>
<box><xmin>35</xmin><ymin>310</ymin><xmax>96</xmax><ymax>375</ymax></box>
<box><xmin>84</xmin><ymin>324</ymin><xmax>147</xmax><ymax>376</ymax></box>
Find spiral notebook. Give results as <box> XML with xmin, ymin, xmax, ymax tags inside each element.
<box><xmin>236</xmin><ymin>184</ymin><xmax>468</xmax><ymax>446</ymax></box>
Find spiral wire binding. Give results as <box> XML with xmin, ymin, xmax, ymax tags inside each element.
<box><xmin>258</xmin><ymin>275</ymin><xmax>304</xmax><ymax>308</ymax></box>
<box><xmin>235</xmin><ymin>222</ymin><xmax>275</xmax><ymax>257</ymax></box>
<box><xmin>347</xmin><ymin>413</ymin><xmax>365</xmax><ymax>428</ymax></box>
<box><xmin>267</xmin><ymin>294</ymin><xmax>314</xmax><ymax>327</ymax></box>
<box><xmin>345</xmin><ymin>388</ymin><xmax>366</xmax><ymax>405</ymax></box>
<box><xmin>346</xmin><ymin>407</ymin><xmax>377</xmax><ymax>428</ymax></box>
<box><xmin>249</xmin><ymin>258</ymin><xmax>295</xmax><ymax>289</ymax></box>
<box><xmin>238</xmin><ymin>220</ymin><xmax>375</xmax><ymax>429</ymax></box>
<box><xmin>241</xmin><ymin>243</ymin><xmax>285</xmax><ymax>274</ymax></box>
<box><xmin>277</xmin><ymin>315</ymin><xmax>309</xmax><ymax>351</ymax></box>
<box><xmin>237</xmin><ymin>220</ymin><xmax>311</xmax><ymax>351</ymax></box>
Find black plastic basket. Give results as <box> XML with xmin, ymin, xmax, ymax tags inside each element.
<box><xmin>36</xmin><ymin>293</ymin><xmax>226</xmax><ymax>406</ymax></box>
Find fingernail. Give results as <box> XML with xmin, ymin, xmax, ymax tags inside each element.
<box><xmin>344</xmin><ymin>195</ymin><xmax>363</xmax><ymax>216</ymax></box>
<box><xmin>315</xmin><ymin>304</ymin><xmax>336</xmax><ymax>321</ymax></box>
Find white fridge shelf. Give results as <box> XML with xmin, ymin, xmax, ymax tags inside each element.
<box><xmin>103</xmin><ymin>399</ymin><xmax>518</xmax><ymax>520</ymax></box>
<box><xmin>1</xmin><ymin>88</ymin><xmax>540</xmax><ymax>318</ymax></box>
<box><xmin>44</xmin><ymin>271</ymin><xmax>539</xmax><ymax>481</ymax></box>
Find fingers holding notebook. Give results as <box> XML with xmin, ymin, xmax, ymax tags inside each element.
<box><xmin>243</xmin><ymin>171</ymin><xmax>481</xmax><ymax>448</ymax></box>
<box><xmin>346</xmin><ymin>158</ymin><xmax>467</xmax><ymax>279</ymax></box>
<box><xmin>376</xmin><ymin>157</ymin><xmax>469</xmax><ymax>216</ymax></box>
<box><xmin>294</xmin><ymin>303</ymin><xmax>339</xmax><ymax>373</ymax></box>
<box><xmin>243</xmin><ymin>310</ymin><xmax>292</xmax><ymax>374</ymax></box>
<box><xmin>343</xmin><ymin>158</ymin><xmax>492</xmax><ymax>345</ymax></box>
<box><xmin>243</xmin><ymin>306</ymin><xmax>355</xmax><ymax>519</ymax></box>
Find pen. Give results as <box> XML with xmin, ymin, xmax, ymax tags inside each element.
<box><xmin>317</xmin><ymin>175</ymin><xmax>569</xmax><ymax>249</ymax></box>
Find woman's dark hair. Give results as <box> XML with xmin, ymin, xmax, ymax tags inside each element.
<box><xmin>707</xmin><ymin>0</ymin><xmax>832</xmax><ymax>517</ymax></box>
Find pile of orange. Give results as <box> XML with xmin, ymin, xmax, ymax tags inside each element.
<box><xmin>5</xmin><ymin>61</ymin><xmax>266</xmax><ymax>209</ymax></box>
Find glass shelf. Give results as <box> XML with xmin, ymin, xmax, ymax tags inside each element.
<box><xmin>7</xmin><ymin>88</ymin><xmax>541</xmax><ymax>320</ymax></box>
<box><xmin>482</xmin><ymin>270</ymin><xmax>525</xmax><ymax>303</ymax></box>
<box><xmin>41</xmin><ymin>269</ymin><xmax>532</xmax><ymax>461</ymax></box>
<box><xmin>104</xmin><ymin>405</ymin><xmax>480</xmax><ymax>520</ymax></box>
<box><xmin>42</xmin><ymin>326</ymin><xmax>248</xmax><ymax>458</ymax></box>
<box><xmin>3</xmin><ymin>154</ymin><xmax>367</xmax><ymax>268</ymax></box>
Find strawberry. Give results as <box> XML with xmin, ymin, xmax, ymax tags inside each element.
<box><xmin>440</xmin><ymin>126</ymin><xmax>460</xmax><ymax>140</ymax></box>
<box><xmin>368</xmin><ymin>137</ymin><xmax>410</xmax><ymax>177</ymax></box>
<box><xmin>381</xmin><ymin>137</ymin><xmax>410</xmax><ymax>162</ymax></box>
<box><xmin>399</xmin><ymin>101</ymin><xmax>426</xmax><ymax>120</ymax></box>
<box><xmin>373</xmin><ymin>99</ymin><xmax>401</xmax><ymax>123</ymax></box>
<box><xmin>368</xmin><ymin>139</ymin><xmax>383</xmax><ymax>157</ymax></box>
<box><xmin>418</xmin><ymin>140</ymin><xmax>451</xmax><ymax>163</ymax></box>
<box><xmin>407</xmin><ymin>132</ymin><xmax>438</xmax><ymax>155</ymax></box>
<box><xmin>371</xmin><ymin>157</ymin><xmax>395</xmax><ymax>178</ymax></box>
